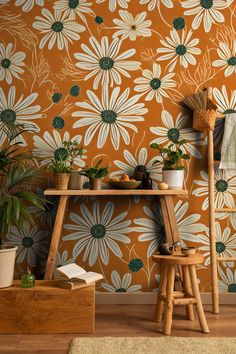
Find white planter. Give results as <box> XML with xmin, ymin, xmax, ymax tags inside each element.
<box><xmin>0</xmin><ymin>246</ymin><xmax>17</xmax><ymax>288</ymax></box>
<box><xmin>162</xmin><ymin>170</ymin><xmax>184</xmax><ymax>190</ymax></box>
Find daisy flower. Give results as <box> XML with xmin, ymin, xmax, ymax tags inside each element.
<box><xmin>15</xmin><ymin>0</ymin><xmax>44</xmax><ymax>12</ymax></box>
<box><xmin>75</xmin><ymin>36</ymin><xmax>141</xmax><ymax>90</ymax></box>
<box><xmin>0</xmin><ymin>43</ymin><xmax>26</xmax><ymax>85</ymax></box>
<box><xmin>140</xmin><ymin>0</ymin><xmax>173</xmax><ymax>11</ymax></box>
<box><xmin>150</xmin><ymin>110</ymin><xmax>205</xmax><ymax>159</ymax></box>
<box><xmin>112</xmin><ymin>10</ymin><xmax>152</xmax><ymax>41</ymax></box>
<box><xmin>96</xmin><ymin>0</ymin><xmax>130</xmax><ymax>12</ymax></box>
<box><xmin>193</xmin><ymin>167</ymin><xmax>236</xmax><ymax>210</ymax></box>
<box><xmin>72</xmin><ymin>87</ymin><xmax>147</xmax><ymax>150</ymax></box>
<box><xmin>101</xmin><ymin>270</ymin><xmax>142</xmax><ymax>292</ymax></box>
<box><xmin>197</xmin><ymin>223</ymin><xmax>236</xmax><ymax>266</ymax></box>
<box><xmin>213</xmin><ymin>85</ymin><xmax>236</xmax><ymax>116</ymax></box>
<box><xmin>0</xmin><ymin>1</ymin><xmax>10</xmax><ymax>4</ymax></box>
<box><xmin>63</xmin><ymin>201</ymin><xmax>132</xmax><ymax>266</ymax></box>
<box><xmin>54</xmin><ymin>250</ymin><xmax>74</xmax><ymax>277</ymax></box>
<box><xmin>157</xmin><ymin>29</ymin><xmax>201</xmax><ymax>72</ymax></box>
<box><xmin>33</xmin><ymin>130</ymin><xmax>86</xmax><ymax>167</ymax></box>
<box><xmin>33</xmin><ymin>9</ymin><xmax>85</xmax><ymax>50</ymax></box>
<box><xmin>181</xmin><ymin>0</ymin><xmax>231</xmax><ymax>33</ymax></box>
<box><xmin>0</xmin><ymin>85</ymin><xmax>41</xmax><ymax>145</ymax></box>
<box><xmin>134</xmin><ymin>63</ymin><xmax>176</xmax><ymax>103</ymax></box>
<box><xmin>54</xmin><ymin>0</ymin><xmax>94</xmax><ymax>21</ymax></box>
<box><xmin>4</xmin><ymin>222</ymin><xmax>48</xmax><ymax>267</ymax></box>
<box><xmin>109</xmin><ymin>147</ymin><xmax>162</xmax><ymax>188</ymax></box>
<box><xmin>218</xmin><ymin>266</ymin><xmax>236</xmax><ymax>293</ymax></box>
<box><xmin>212</xmin><ymin>40</ymin><xmax>236</xmax><ymax>77</ymax></box>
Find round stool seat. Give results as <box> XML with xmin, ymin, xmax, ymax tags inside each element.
<box><xmin>152</xmin><ymin>252</ymin><xmax>204</xmax><ymax>266</ymax></box>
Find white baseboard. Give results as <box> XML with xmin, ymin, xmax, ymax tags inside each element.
<box><xmin>96</xmin><ymin>292</ymin><xmax>236</xmax><ymax>305</ymax></box>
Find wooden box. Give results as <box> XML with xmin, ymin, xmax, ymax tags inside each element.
<box><xmin>0</xmin><ymin>280</ymin><xmax>95</xmax><ymax>334</ymax></box>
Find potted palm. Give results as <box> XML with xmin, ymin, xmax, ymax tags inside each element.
<box><xmin>81</xmin><ymin>159</ymin><xmax>109</xmax><ymax>190</ymax></box>
<box><xmin>0</xmin><ymin>124</ymin><xmax>45</xmax><ymax>288</ymax></box>
<box><xmin>63</xmin><ymin>140</ymin><xmax>85</xmax><ymax>190</ymax></box>
<box><xmin>150</xmin><ymin>140</ymin><xmax>190</xmax><ymax>190</ymax></box>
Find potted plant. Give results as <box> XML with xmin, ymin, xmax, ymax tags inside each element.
<box><xmin>63</xmin><ymin>140</ymin><xmax>85</xmax><ymax>190</ymax></box>
<box><xmin>0</xmin><ymin>124</ymin><xmax>45</xmax><ymax>288</ymax></box>
<box><xmin>150</xmin><ymin>140</ymin><xmax>190</xmax><ymax>189</ymax></box>
<box><xmin>81</xmin><ymin>159</ymin><xmax>109</xmax><ymax>190</ymax></box>
<box><xmin>49</xmin><ymin>157</ymin><xmax>71</xmax><ymax>190</ymax></box>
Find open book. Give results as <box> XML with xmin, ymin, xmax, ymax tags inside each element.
<box><xmin>56</xmin><ymin>263</ymin><xmax>103</xmax><ymax>290</ymax></box>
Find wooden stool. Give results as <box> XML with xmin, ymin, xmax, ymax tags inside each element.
<box><xmin>152</xmin><ymin>253</ymin><xmax>209</xmax><ymax>335</ymax></box>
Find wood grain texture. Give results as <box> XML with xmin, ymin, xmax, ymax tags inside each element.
<box><xmin>152</xmin><ymin>253</ymin><xmax>204</xmax><ymax>266</ymax></box>
<box><xmin>44</xmin><ymin>189</ymin><xmax>189</xmax><ymax>196</ymax></box>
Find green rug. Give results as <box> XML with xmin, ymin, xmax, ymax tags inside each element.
<box><xmin>69</xmin><ymin>337</ymin><xmax>236</xmax><ymax>354</ymax></box>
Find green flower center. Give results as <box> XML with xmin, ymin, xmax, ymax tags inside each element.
<box><xmin>228</xmin><ymin>284</ymin><xmax>236</xmax><ymax>292</ymax></box>
<box><xmin>200</xmin><ymin>0</ymin><xmax>213</xmax><ymax>8</ymax></box>
<box><xmin>116</xmin><ymin>288</ymin><xmax>127</xmax><ymax>292</ymax></box>
<box><xmin>91</xmin><ymin>224</ymin><xmax>106</xmax><ymax>239</ymax></box>
<box><xmin>95</xmin><ymin>16</ymin><xmax>103</xmax><ymax>24</ymax></box>
<box><xmin>0</xmin><ymin>109</ymin><xmax>16</xmax><ymax>124</ymax></box>
<box><xmin>70</xmin><ymin>85</ymin><xmax>80</xmax><ymax>97</ymax></box>
<box><xmin>228</xmin><ymin>57</ymin><xmax>236</xmax><ymax>66</ymax></box>
<box><xmin>54</xmin><ymin>147</ymin><xmax>68</xmax><ymax>161</ymax></box>
<box><xmin>52</xmin><ymin>116</ymin><xmax>64</xmax><ymax>129</ymax></box>
<box><xmin>22</xmin><ymin>236</ymin><xmax>33</xmax><ymax>248</ymax></box>
<box><xmin>215</xmin><ymin>179</ymin><xmax>228</xmax><ymax>192</ymax></box>
<box><xmin>216</xmin><ymin>241</ymin><xmax>226</xmax><ymax>254</ymax></box>
<box><xmin>176</xmin><ymin>44</ymin><xmax>187</xmax><ymax>56</ymax></box>
<box><xmin>150</xmin><ymin>78</ymin><xmax>161</xmax><ymax>90</ymax></box>
<box><xmin>167</xmin><ymin>128</ymin><xmax>180</xmax><ymax>141</ymax></box>
<box><xmin>1</xmin><ymin>58</ymin><xmax>11</xmax><ymax>69</ymax></box>
<box><xmin>51</xmin><ymin>21</ymin><xmax>64</xmax><ymax>32</ymax></box>
<box><xmin>128</xmin><ymin>258</ymin><xmax>143</xmax><ymax>272</ymax></box>
<box><xmin>99</xmin><ymin>57</ymin><xmax>114</xmax><ymax>70</ymax></box>
<box><xmin>224</xmin><ymin>109</ymin><xmax>236</xmax><ymax>114</ymax></box>
<box><xmin>69</xmin><ymin>0</ymin><xmax>79</xmax><ymax>9</ymax></box>
<box><xmin>131</xmin><ymin>25</ymin><xmax>137</xmax><ymax>30</ymax></box>
<box><xmin>173</xmin><ymin>17</ymin><xmax>185</xmax><ymax>30</ymax></box>
<box><xmin>101</xmin><ymin>110</ymin><xmax>117</xmax><ymax>124</ymax></box>
<box><xmin>135</xmin><ymin>165</ymin><xmax>147</xmax><ymax>173</ymax></box>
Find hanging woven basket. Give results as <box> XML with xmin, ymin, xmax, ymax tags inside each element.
<box><xmin>193</xmin><ymin>109</ymin><xmax>216</xmax><ymax>132</ymax></box>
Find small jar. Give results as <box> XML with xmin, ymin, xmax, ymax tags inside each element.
<box><xmin>21</xmin><ymin>268</ymin><xmax>35</xmax><ymax>288</ymax></box>
<box><xmin>142</xmin><ymin>172</ymin><xmax>152</xmax><ymax>190</ymax></box>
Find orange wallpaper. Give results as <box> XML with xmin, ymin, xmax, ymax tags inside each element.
<box><xmin>1</xmin><ymin>0</ymin><xmax>236</xmax><ymax>293</ymax></box>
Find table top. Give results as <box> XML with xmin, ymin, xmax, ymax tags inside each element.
<box><xmin>152</xmin><ymin>252</ymin><xmax>204</xmax><ymax>265</ymax></box>
<box><xmin>44</xmin><ymin>188</ymin><xmax>189</xmax><ymax>196</ymax></box>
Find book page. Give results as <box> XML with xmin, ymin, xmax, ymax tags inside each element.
<box><xmin>57</xmin><ymin>263</ymin><xmax>86</xmax><ymax>279</ymax></box>
<box><xmin>72</xmin><ymin>272</ymin><xmax>103</xmax><ymax>284</ymax></box>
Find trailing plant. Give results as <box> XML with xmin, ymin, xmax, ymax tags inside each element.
<box><xmin>150</xmin><ymin>140</ymin><xmax>190</xmax><ymax>170</ymax></box>
<box><xmin>81</xmin><ymin>159</ymin><xmax>109</xmax><ymax>179</ymax></box>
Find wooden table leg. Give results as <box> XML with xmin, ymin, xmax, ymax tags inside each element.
<box><xmin>44</xmin><ymin>195</ymin><xmax>69</xmax><ymax>280</ymax></box>
<box><xmin>182</xmin><ymin>265</ymin><xmax>194</xmax><ymax>321</ymax></box>
<box><xmin>189</xmin><ymin>265</ymin><xmax>209</xmax><ymax>333</ymax></box>
<box><xmin>154</xmin><ymin>260</ymin><xmax>167</xmax><ymax>322</ymax></box>
<box><xmin>163</xmin><ymin>264</ymin><xmax>175</xmax><ymax>335</ymax></box>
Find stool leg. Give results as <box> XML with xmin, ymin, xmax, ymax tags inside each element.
<box><xmin>189</xmin><ymin>265</ymin><xmax>209</xmax><ymax>333</ymax></box>
<box><xmin>182</xmin><ymin>265</ymin><xmax>194</xmax><ymax>321</ymax></box>
<box><xmin>163</xmin><ymin>264</ymin><xmax>175</xmax><ymax>335</ymax></box>
<box><xmin>154</xmin><ymin>261</ymin><xmax>167</xmax><ymax>322</ymax></box>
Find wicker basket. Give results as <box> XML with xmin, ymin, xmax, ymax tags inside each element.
<box><xmin>193</xmin><ymin>109</ymin><xmax>216</xmax><ymax>132</ymax></box>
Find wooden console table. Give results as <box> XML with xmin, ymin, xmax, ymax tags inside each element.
<box><xmin>44</xmin><ymin>189</ymin><xmax>188</xmax><ymax>280</ymax></box>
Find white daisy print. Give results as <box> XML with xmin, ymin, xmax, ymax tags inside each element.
<box><xmin>96</xmin><ymin>0</ymin><xmax>130</xmax><ymax>12</ymax></box>
<box><xmin>0</xmin><ymin>43</ymin><xmax>26</xmax><ymax>85</ymax></box>
<box><xmin>193</xmin><ymin>167</ymin><xmax>236</xmax><ymax>210</ymax></box>
<box><xmin>134</xmin><ymin>63</ymin><xmax>176</xmax><ymax>103</ymax></box>
<box><xmin>218</xmin><ymin>266</ymin><xmax>236</xmax><ymax>293</ymax></box>
<box><xmin>157</xmin><ymin>29</ymin><xmax>201</xmax><ymax>72</ymax></box>
<box><xmin>33</xmin><ymin>9</ymin><xmax>85</xmax><ymax>50</ymax></box>
<box><xmin>72</xmin><ymin>87</ymin><xmax>147</xmax><ymax>150</ymax></box>
<box><xmin>5</xmin><ymin>222</ymin><xmax>48</xmax><ymax>267</ymax></box>
<box><xmin>63</xmin><ymin>201</ymin><xmax>132</xmax><ymax>266</ymax></box>
<box><xmin>213</xmin><ymin>85</ymin><xmax>236</xmax><ymax>116</ymax></box>
<box><xmin>150</xmin><ymin>110</ymin><xmax>205</xmax><ymax>159</ymax></box>
<box><xmin>112</xmin><ymin>10</ymin><xmax>152</xmax><ymax>42</ymax></box>
<box><xmin>0</xmin><ymin>1</ymin><xmax>10</xmax><ymax>4</ymax></box>
<box><xmin>15</xmin><ymin>0</ymin><xmax>44</xmax><ymax>12</ymax></box>
<box><xmin>33</xmin><ymin>130</ymin><xmax>86</xmax><ymax>167</ymax></box>
<box><xmin>54</xmin><ymin>250</ymin><xmax>74</xmax><ymax>277</ymax></box>
<box><xmin>212</xmin><ymin>40</ymin><xmax>236</xmax><ymax>77</ymax></box>
<box><xmin>181</xmin><ymin>0</ymin><xmax>231</xmax><ymax>33</ymax></box>
<box><xmin>140</xmin><ymin>0</ymin><xmax>173</xmax><ymax>11</ymax></box>
<box><xmin>0</xmin><ymin>86</ymin><xmax>41</xmax><ymax>145</ymax></box>
<box><xmin>109</xmin><ymin>147</ymin><xmax>162</xmax><ymax>188</ymax></box>
<box><xmin>54</xmin><ymin>0</ymin><xmax>94</xmax><ymax>21</ymax></box>
<box><xmin>197</xmin><ymin>223</ymin><xmax>236</xmax><ymax>266</ymax></box>
<box><xmin>101</xmin><ymin>270</ymin><xmax>142</xmax><ymax>292</ymax></box>
<box><xmin>75</xmin><ymin>36</ymin><xmax>141</xmax><ymax>90</ymax></box>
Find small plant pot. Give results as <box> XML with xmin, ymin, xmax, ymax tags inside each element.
<box><xmin>162</xmin><ymin>170</ymin><xmax>184</xmax><ymax>190</ymax></box>
<box><xmin>0</xmin><ymin>246</ymin><xmax>17</xmax><ymax>288</ymax></box>
<box><xmin>54</xmin><ymin>173</ymin><xmax>70</xmax><ymax>190</ymax></box>
<box><xmin>89</xmin><ymin>178</ymin><xmax>102</xmax><ymax>190</ymax></box>
<box><xmin>69</xmin><ymin>172</ymin><xmax>85</xmax><ymax>190</ymax></box>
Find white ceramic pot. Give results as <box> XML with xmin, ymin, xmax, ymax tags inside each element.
<box><xmin>162</xmin><ymin>169</ymin><xmax>184</xmax><ymax>190</ymax></box>
<box><xmin>0</xmin><ymin>246</ymin><xmax>17</xmax><ymax>288</ymax></box>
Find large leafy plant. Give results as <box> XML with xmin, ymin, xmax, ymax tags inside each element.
<box><xmin>150</xmin><ymin>140</ymin><xmax>190</xmax><ymax>170</ymax></box>
<box><xmin>81</xmin><ymin>159</ymin><xmax>109</xmax><ymax>179</ymax></box>
<box><xmin>63</xmin><ymin>140</ymin><xmax>84</xmax><ymax>169</ymax></box>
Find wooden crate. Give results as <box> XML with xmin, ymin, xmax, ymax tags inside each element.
<box><xmin>0</xmin><ymin>280</ymin><xmax>95</xmax><ymax>334</ymax></box>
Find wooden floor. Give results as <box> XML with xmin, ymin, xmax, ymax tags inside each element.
<box><xmin>0</xmin><ymin>305</ymin><xmax>235</xmax><ymax>354</ymax></box>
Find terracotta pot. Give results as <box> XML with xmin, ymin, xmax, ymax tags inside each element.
<box><xmin>54</xmin><ymin>173</ymin><xmax>70</xmax><ymax>190</ymax></box>
<box><xmin>162</xmin><ymin>170</ymin><xmax>184</xmax><ymax>190</ymax></box>
<box><xmin>89</xmin><ymin>178</ymin><xmax>102</xmax><ymax>190</ymax></box>
<box><xmin>69</xmin><ymin>172</ymin><xmax>85</xmax><ymax>190</ymax></box>
<box><xmin>0</xmin><ymin>246</ymin><xmax>17</xmax><ymax>288</ymax></box>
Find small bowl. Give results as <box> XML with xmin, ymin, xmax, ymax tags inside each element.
<box><xmin>109</xmin><ymin>181</ymin><xmax>141</xmax><ymax>190</ymax></box>
<box><xmin>181</xmin><ymin>247</ymin><xmax>196</xmax><ymax>257</ymax></box>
